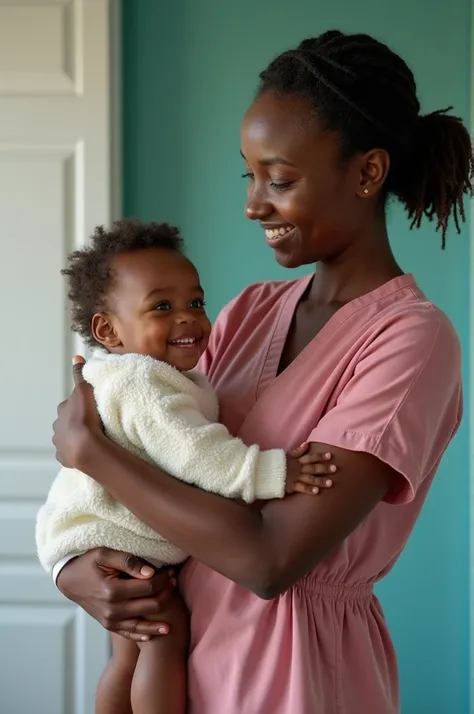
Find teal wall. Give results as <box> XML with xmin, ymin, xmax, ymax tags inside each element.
<box><xmin>123</xmin><ymin>1</ymin><xmax>471</xmax><ymax>711</ymax></box>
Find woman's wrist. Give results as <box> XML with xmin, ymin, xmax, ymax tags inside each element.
<box><xmin>75</xmin><ymin>428</ymin><xmax>108</xmax><ymax>473</ymax></box>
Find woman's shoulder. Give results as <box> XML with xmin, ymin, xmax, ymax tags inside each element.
<box><xmin>371</xmin><ymin>280</ymin><xmax>461</xmax><ymax>359</ymax></box>
<box><xmin>351</xmin><ymin>282</ymin><xmax>463</xmax><ymax>432</ymax></box>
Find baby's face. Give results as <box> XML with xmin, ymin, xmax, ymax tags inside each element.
<box><xmin>95</xmin><ymin>248</ymin><xmax>212</xmax><ymax>372</ymax></box>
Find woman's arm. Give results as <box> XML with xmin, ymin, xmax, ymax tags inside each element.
<box><xmin>73</xmin><ymin>424</ymin><xmax>395</xmax><ymax>598</ymax></box>
<box><xmin>55</xmin><ymin>307</ymin><xmax>460</xmax><ymax>599</ymax></box>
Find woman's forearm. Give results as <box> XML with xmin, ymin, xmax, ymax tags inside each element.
<box><xmin>77</xmin><ymin>433</ymin><xmax>394</xmax><ymax>599</ymax></box>
<box><xmin>81</xmin><ymin>434</ymin><xmax>277</xmax><ymax>595</ymax></box>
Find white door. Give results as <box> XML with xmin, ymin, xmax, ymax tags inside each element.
<box><xmin>0</xmin><ymin>1</ymin><xmax>118</xmax><ymax>712</ymax></box>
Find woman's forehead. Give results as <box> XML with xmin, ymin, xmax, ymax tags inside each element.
<box><xmin>241</xmin><ymin>92</ymin><xmax>331</xmax><ymax>164</ymax></box>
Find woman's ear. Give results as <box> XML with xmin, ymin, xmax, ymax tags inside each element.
<box><xmin>91</xmin><ymin>313</ymin><xmax>122</xmax><ymax>349</ymax></box>
<box><xmin>356</xmin><ymin>148</ymin><xmax>391</xmax><ymax>198</ymax></box>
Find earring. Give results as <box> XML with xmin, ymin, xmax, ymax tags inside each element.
<box><xmin>363</xmin><ymin>188</ymin><xmax>369</xmax><ymax>194</ymax></box>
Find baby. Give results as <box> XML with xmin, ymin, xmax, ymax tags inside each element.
<box><xmin>36</xmin><ymin>219</ymin><xmax>335</xmax><ymax>714</ymax></box>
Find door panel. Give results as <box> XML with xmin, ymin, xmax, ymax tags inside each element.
<box><xmin>0</xmin><ymin>1</ymin><xmax>115</xmax><ymax>712</ymax></box>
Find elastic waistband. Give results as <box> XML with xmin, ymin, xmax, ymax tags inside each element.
<box><xmin>296</xmin><ymin>579</ymin><xmax>374</xmax><ymax>602</ymax></box>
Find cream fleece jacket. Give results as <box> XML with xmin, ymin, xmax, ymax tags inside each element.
<box><xmin>36</xmin><ymin>351</ymin><xmax>286</xmax><ymax>571</ymax></box>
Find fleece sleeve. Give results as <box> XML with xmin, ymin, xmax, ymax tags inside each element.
<box><xmin>97</xmin><ymin>360</ymin><xmax>287</xmax><ymax>503</ymax></box>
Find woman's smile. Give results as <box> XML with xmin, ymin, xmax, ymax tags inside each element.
<box><xmin>263</xmin><ymin>224</ymin><xmax>297</xmax><ymax>248</ymax></box>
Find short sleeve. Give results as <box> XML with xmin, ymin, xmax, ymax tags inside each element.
<box><xmin>308</xmin><ymin>309</ymin><xmax>463</xmax><ymax>504</ymax></box>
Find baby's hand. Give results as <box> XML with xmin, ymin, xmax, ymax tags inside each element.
<box><xmin>285</xmin><ymin>442</ymin><xmax>336</xmax><ymax>496</ymax></box>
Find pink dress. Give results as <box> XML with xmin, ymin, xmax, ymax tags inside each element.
<box><xmin>179</xmin><ymin>273</ymin><xmax>462</xmax><ymax>714</ymax></box>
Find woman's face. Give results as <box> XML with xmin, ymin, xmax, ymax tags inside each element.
<box><xmin>241</xmin><ymin>90</ymin><xmax>370</xmax><ymax>268</ymax></box>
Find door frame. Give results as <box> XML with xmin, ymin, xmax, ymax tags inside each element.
<box><xmin>110</xmin><ymin>0</ymin><xmax>122</xmax><ymax>224</ymax></box>
<box><xmin>97</xmin><ymin>0</ymin><xmax>122</xmax><ymax>671</ymax></box>
<box><xmin>470</xmin><ymin>3</ymin><xmax>474</xmax><ymax>708</ymax></box>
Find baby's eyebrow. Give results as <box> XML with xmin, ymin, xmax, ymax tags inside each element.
<box><xmin>144</xmin><ymin>287</ymin><xmax>171</xmax><ymax>300</ymax></box>
<box><xmin>144</xmin><ymin>285</ymin><xmax>204</xmax><ymax>301</ymax></box>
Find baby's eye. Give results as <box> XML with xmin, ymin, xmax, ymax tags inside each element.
<box><xmin>153</xmin><ymin>302</ymin><xmax>171</xmax><ymax>311</ymax></box>
<box><xmin>190</xmin><ymin>298</ymin><xmax>206</xmax><ymax>309</ymax></box>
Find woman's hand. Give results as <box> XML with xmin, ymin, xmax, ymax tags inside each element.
<box><xmin>53</xmin><ymin>356</ymin><xmax>102</xmax><ymax>469</ymax></box>
<box><xmin>57</xmin><ymin>548</ymin><xmax>177</xmax><ymax>642</ymax></box>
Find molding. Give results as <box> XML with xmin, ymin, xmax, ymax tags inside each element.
<box><xmin>470</xmin><ymin>3</ymin><xmax>474</xmax><ymax>709</ymax></box>
<box><xmin>109</xmin><ymin>0</ymin><xmax>122</xmax><ymax>221</ymax></box>
<box><xmin>101</xmin><ymin>0</ymin><xmax>121</xmax><ymax>663</ymax></box>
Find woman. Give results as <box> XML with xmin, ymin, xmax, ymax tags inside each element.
<box><xmin>52</xmin><ymin>31</ymin><xmax>471</xmax><ymax>713</ymax></box>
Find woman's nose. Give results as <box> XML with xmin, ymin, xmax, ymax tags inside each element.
<box><xmin>245</xmin><ymin>188</ymin><xmax>273</xmax><ymax>221</ymax></box>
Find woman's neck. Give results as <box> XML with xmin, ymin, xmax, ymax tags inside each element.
<box><xmin>308</xmin><ymin>223</ymin><xmax>403</xmax><ymax>306</ymax></box>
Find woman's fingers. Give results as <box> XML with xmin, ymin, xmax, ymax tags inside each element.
<box><xmin>114</xmin><ymin>590</ymin><xmax>190</xmax><ymax>643</ymax></box>
<box><xmin>104</xmin><ymin>580</ymin><xmax>176</xmax><ymax>614</ymax></box>
<box><xmin>104</xmin><ymin>591</ymin><xmax>175</xmax><ymax>623</ymax></box>
<box><xmin>72</xmin><ymin>355</ymin><xmax>86</xmax><ymax>385</ymax></box>
<box><xmin>94</xmin><ymin>548</ymin><xmax>162</xmax><ymax>580</ymax></box>
<box><xmin>52</xmin><ymin>358</ymin><xmax>104</xmax><ymax>468</ymax></box>
<box><xmin>115</xmin><ymin>619</ymin><xmax>171</xmax><ymax>642</ymax></box>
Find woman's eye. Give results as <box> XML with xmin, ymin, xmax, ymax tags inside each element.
<box><xmin>190</xmin><ymin>298</ymin><xmax>206</xmax><ymax>309</ymax></box>
<box><xmin>153</xmin><ymin>302</ymin><xmax>171</xmax><ymax>311</ymax></box>
<box><xmin>270</xmin><ymin>180</ymin><xmax>294</xmax><ymax>191</ymax></box>
<box><xmin>242</xmin><ymin>171</ymin><xmax>293</xmax><ymax>191</ymax></box>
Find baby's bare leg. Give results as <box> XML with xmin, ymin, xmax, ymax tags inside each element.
<box><xmin>132</xmin><ymin>638</ymin><xmax>187</xmax><ymax>714</ymax></box>
<box><xmin>95</xmin><ymin>634</ymin><xmax>138</xmax><ymax>714</ymax></box>
<box><xmin>131</xmin><ymin>596</ymin><xmax>189</xmax><ymax>714</ymax></box>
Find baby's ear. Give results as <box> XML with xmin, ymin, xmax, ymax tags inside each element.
<box><xmin>91</xmin><ymin>313</ymin><xmax>122</xmax><ymax>349</ymax></box>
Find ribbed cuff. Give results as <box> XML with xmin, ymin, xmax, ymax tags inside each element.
<box><xmin>253</xmin><ymin>450</ymin><xmax>286</xmax><ymax>500</ymax></box>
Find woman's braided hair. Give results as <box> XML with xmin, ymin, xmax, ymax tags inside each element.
<box><xmin>258</xmin><ymin>31</ymin><xmax>473</xmax><ymax>248</ymax></box>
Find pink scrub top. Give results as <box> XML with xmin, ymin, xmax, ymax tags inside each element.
<box><xmin>180</xmin><ymin>273</ymin><xmax>462</xmax><ymax>714</ymax></box>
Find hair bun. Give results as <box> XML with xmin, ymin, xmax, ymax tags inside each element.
<box><xmin>415</xmin><ymin>107</ymin><xmax>470</xmax><ymax>167</ymax></box>
<box><xmin>395</xmin><ymin>106</ymin><xmax>473</xmax><ymax>246</ymax></box>
<box><xmin>411</xmin><ymin>109</ymin><xmax>455</xmax><ymax>165</ymax></box>
<box><xmin>418</xmin><ymin>107</ymin><xmax>454</xmax><ymax>133</ymax></box>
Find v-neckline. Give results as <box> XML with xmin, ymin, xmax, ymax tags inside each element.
<box><xmin>256</xmin><ymin>271</ymin><xmax>416</xmax><ymax>400</ymax></box>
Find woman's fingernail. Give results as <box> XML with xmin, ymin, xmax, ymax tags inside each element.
<box><xmin>324</xmin><ymin>453</ymin><xmax>332</xmax><ymax>459</ymax></box>
<box><xmin>140</xmin><ymin>565</ymin><xmax>154</xmax><ymax>576</ymax></box>
<box><xmin>141</xmin><ymin>635</ymin><xmax>149</xmax><ymax>641</ymax></box>
<box><xmin>312</xmin><ymin>486</ymin><xmax>319</xmax><ymax>494</ymax></box>
<box><xmin>325</xmin><ymin>479</ymin><xmax>333</xmax><ymax>487</ymax></box>
<box><xmin>158</xmin><ymin>627</ymin><xmax>168</xmax><ymax>635</ymax></box>
<box><xmin>329</xmin><ymin>465</ymin><xmax>337</xmax><ymax>472</ymax></box>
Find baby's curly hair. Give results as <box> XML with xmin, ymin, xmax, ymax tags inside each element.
<box><xmin>63</xmin><ymin>218</ymin><xmax>184</xmax><ymax>348</ymax></box>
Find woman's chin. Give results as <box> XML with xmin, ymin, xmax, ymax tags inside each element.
<box><xmin>273</xmin><ymin>249</ymin><xmax>309</xmax><ymax>270</ymax></box>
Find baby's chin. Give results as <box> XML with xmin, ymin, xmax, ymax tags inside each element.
<box><xmin>158</xmin><ymin>350</ymin><xmax>202</xmax><ymax>373</ymax></box>
<box><xmin>126</xmin><ymin>340</ymin><xmax>207</xmax><ymax>371</ymax></box>
<box><xmin>169</xmin><ymin>353</ymin><xmax>202</xmax><ymax>372</ymax></box>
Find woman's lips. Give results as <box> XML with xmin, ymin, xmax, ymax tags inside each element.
<box><xmin>264</xmin><ymin>225</ymin><xmax>296</xmax><ymax>247</ymax></box>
